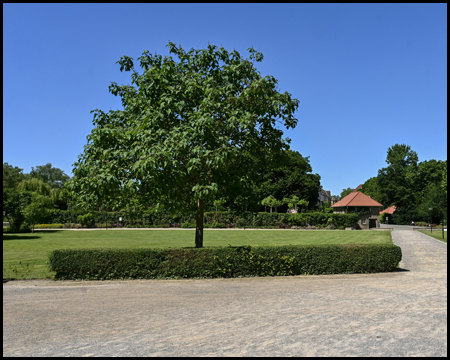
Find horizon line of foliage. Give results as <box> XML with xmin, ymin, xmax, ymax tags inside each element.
<box><xmin>48</xmin><ymin>244</ymin><xmax>402</xmax><ymax>280</ymax></box>
<box><xmin>3</xmin><ymin>152</ymin><xmax>326</xmax><ymax>233</ymax></box>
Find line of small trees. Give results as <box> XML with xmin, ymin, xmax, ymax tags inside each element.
<box><xmin>261</xmin><ymin>195</ymin><xmax>309</xmax><ymax>213</ymax></box>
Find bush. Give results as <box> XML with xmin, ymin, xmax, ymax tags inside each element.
<box><xmin>77</xmin><ymin>213</ymin><xmax>95</xmax><ymax>228</ymax></box>
<box><xmin>48</xmin><ymin>244</ymin><xmax>402</xmax><ymax>280</ymax></box>
<box><xmin>4</xmin><ymin>223</ymin><xmax>31</xmax><ymax>233</ymax></box>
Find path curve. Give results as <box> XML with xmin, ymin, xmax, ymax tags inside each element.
<box><xmin>3</xmin><ymin>229</ymin><xmax>447</xmax><ymax>357</ymax></box>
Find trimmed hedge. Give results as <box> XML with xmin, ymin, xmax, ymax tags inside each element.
<box><xmin>33</xmin><ymin>224</ymin><xmax>63</xmax><ymax>229</ymax></box>
<box><xmin>36</xmin><ymin>210</ymin><xmax>359</xmax><ymax>229</ymax></box>
<box><xmin>48</xmin><ymin>244</ymin><xmax>402</xmax><ymax>280</ymax></box>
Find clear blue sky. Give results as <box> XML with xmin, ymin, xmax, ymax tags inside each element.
<box><xmin>3</xmin><ymin>3</ymin><xmax>447</xmax><ymax>196</ymax></box>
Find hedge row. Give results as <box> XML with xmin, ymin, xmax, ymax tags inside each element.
<box><xmin>37</xmin><ymin>210</ymin><xmax>358</xmax><ymax>228</ymax></box>
<box><xmin>33</xmin><ymin>224</ymin><xmax>63</xmax><ymax>229</ymax></box>
<box><xmin>48</xmin><ymin>244</ymin><xmax>402</xmax><ymax>280</ymax></box>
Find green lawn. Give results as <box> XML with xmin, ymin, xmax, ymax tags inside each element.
<box><xmin>418</xmin><ymin>230</ymin><xmax>447</xmax><ymax>243</ymax></box>
<box><xmin>3</xmin><ymin>229</ymin><xmax>392</xmax><ymax>280</ymax></box>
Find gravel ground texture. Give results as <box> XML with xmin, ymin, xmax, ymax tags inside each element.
<box><xmin>3</xmin><ymin>229</ymin><xmax>447</xmax><ymax>357</ymax></box>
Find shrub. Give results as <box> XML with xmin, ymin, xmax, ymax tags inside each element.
<box><xmin>5</xmin><ymin>223</ymin><xmax>32</xmax><ymax>233</ymax></box>
<box><xmin>77</xmin><ymin>213</ymin><xmax>95</xmax><ymax>228</ymax></box>
<box><xmin>48</xmin><ymin>244</ymin><xmax>402</xmax><ymax>280</ymax></box>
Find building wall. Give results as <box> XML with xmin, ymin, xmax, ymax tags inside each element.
<box><xmin>317</xmin><ymin>189</ymin><xmax>332</xmax><ymax>206</ymax></box>
<box><xmin>332</xmin><ymin>206</ymin><xmax>382</xmax><ymax>229</ymax></box>
<box><xmin>355</xmin><ymin>214</ymin><xmax>381</xmax><ymax>229</ymax></box>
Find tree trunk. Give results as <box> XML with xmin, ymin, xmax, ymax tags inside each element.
<box><xmin>195</xmin><ymin>198</ymin><xmax>204</xmax><ymax>248</ymax></box>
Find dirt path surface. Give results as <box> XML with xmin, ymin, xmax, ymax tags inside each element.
<box><xmin>3</xmin><ymin>230</ymin><xmax>447</xmax><ymax>357</ymax></box>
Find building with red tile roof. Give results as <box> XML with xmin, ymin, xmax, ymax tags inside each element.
<box><xmin>331</xmin><ymin>185</ymin><xmax>383</xmax><ymax>229</ymax></box>
<box><xmin>332</xmin><ymin>191</ymin><xmax>383</xmax><ymax>208</ymax></box>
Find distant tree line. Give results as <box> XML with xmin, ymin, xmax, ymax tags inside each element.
<box><xmin>357</xmin><ymin>144</ymin><xmax>446</xmax><ymax>225</ymax></box>
<box><xmin>3</xmin><ymin>150</ymin><xmax>323</xmax><ymax>232</ymax></box>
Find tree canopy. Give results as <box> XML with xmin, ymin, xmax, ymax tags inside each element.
<box><xmin>255</xmin><ymin>149</ymin><xmax>320</xmax><ymax>212</ymax></box>
<box><xmin>66</xmin><ymin>42</ymin><xmax>300</xmax><ymax>247</ymax></box>
<box><xmin>360</xmin><ymin>144</ymin><xmax>447</xmax><ymax>224</ymax></box>
<box><xmin>29</xmin><ymin>163</ymin><xmax>70</xmax><ymax>189</ymax></box>
<box><xmin>3</xmin><ymin>163</ymin><xmax>27</xmax><ymax>189</ymax></box>
<box><xmin>340</xmin><ymin>187</ymin><xmax>354</xmax><ymax>200</ymax></box>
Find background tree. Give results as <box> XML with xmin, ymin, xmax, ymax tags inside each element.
<box><xmin>377</xmin><ymin>144</ymin><xmax>418</xmax><ymax>207</ymax></box>
<box><xmin>318</xmin><ymin>202</ymin><xmax>333</xmax><ymax>213</ymax></box>
<box><xmin>255</xmin><ymin>149</ymin><xmax>320</xmax><ymax>212</ymax></box>
<box><xmin>17</xmin><ymin>178</ymin><xmax>52</xmax><ymax>197</ymax></box>
<box><xmin>358</xmin><ymin>144</ymin><xmax>446</xmax><ymax>224</ymax></box>
<box><xmin>3</xmin><ymin>188</ymin><xmax>32</xmax><ymax>232</ymax></box>
<box><xmin>283</xmin><ymin>195</ymin><xmax>299</xmax><ymax>212</ymax></box>
<box><xmin>3</xmin><ymin>163</ymin><xmax>28</xmax><ymax>189</ymax></box>
<box><xmin>261</xmin><ymin>195</ymin><xmax>280</xmax><ymax>213</ymax></box>
<box><xmin>340</xmin><ymin>187</ymin><xmax>354</xmax><ymax>199</ymax></box>
<box><xmin>22</xmin><ymin>194</ymin><xmax>52</xmax><ymax>233</ymax></box>
<box><xmin>376</xmin><ymin>144</ymin><xmax>420</xmax><ymax>223</ymax></box>
<box><xmin>297</xmin><ymin>199</ymin><xmax>309</xmax><ymax>213</ymax></box>
<box><xmin>29</xmin><ymin>163</ymin><xmax>70</xmax><ymax>189</ymax></box>
<box><xmin>213</xmin><ymin>197</ymin><xmax>226</xmax><ymax>213</ymax></box>
<box><xmin>359</xmin><ymin>177</ymin><xmax>382</xmax><ymax>203</ymax></box>
<box><xmin>65</xmin><ymin>42</ymin><xmax>300</xmax><ymax>247</ymax></box>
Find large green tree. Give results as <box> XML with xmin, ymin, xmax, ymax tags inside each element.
<box><xmin>66</xmin><ymin>42</ymin><xmax>300</xmax><ymax>247</ymax></box>
<box><xmin>255</xmin><ymin>150</ymin><xmax>320</xmax><ymax>211</ymax></box>
<box><xmin>377</xmin><ymin>144</ymin><xmax>419</xmax><ymax>208</ymax></box>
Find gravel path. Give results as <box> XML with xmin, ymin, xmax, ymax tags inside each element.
<box><xmin>3</xmin><ymin>230</ymin><xmax>447</xmax><ymax>357</ymax></box>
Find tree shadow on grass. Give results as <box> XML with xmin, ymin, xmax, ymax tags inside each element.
<box><xmin>3</xmin><ymin>235</ymin><xmax>42</xmax><ymax>240</ymax></box>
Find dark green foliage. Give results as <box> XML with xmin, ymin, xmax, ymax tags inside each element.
<box><xmin>29</xmin><ymin>163</ymin><xmax>70</xmax><ymax>189</ymax></box>
<box><xmin>255</xmin><ymin>150</ymin><xmax>321</xmax><ymax>212</ymax></box>
<box><xmin>48</xmin><ymin>244</ymin><xmax>402</xmax><ymax>280</ymax></box>
<box><xmin>359</xmin><ymin>144</ymin><xmax>447</xmax><ymax>224</ymax></box>
<box><xmin>3</xmin><ymin>163</ymin><xmax>28</xmax><ymax>189</ymax></box>
<box><xmin>288</xmin><ymin>213</ymin><xmax>358</xmax><ymax>228</ymax></box>
<box><xmin>340</xmin><ymin>187</ymin><xmax>354</xmax><ymax>199</ymax></box>
<box><xmin>77</xmin><ymin>213</ymin><xmax>96</xmax><ymax>228</ymax></box>
<box><xmin>3</xmin><ymin>188</ymin><xmax>32</xmax><ymax>232</ymax></box>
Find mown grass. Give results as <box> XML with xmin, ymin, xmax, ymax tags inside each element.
<box><xmin>3</xmin><ymin>229</ymin><xmax>392</xmax><ymax>280</ymax></box>
<box><xmin>418</xmin><ymin>230</ymin><xmax>447</xmax><ymax>243</ymax></box>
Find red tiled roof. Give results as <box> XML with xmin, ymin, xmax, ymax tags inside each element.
<box><xmin>380</xmin><ymin>205</ymin><xmax>397</xmax><ymax>215</ymax></box>
<box><xmin>331</xmin><ymin>191</ymin><xmax>383</xmax><ymax>207</ymax></box>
